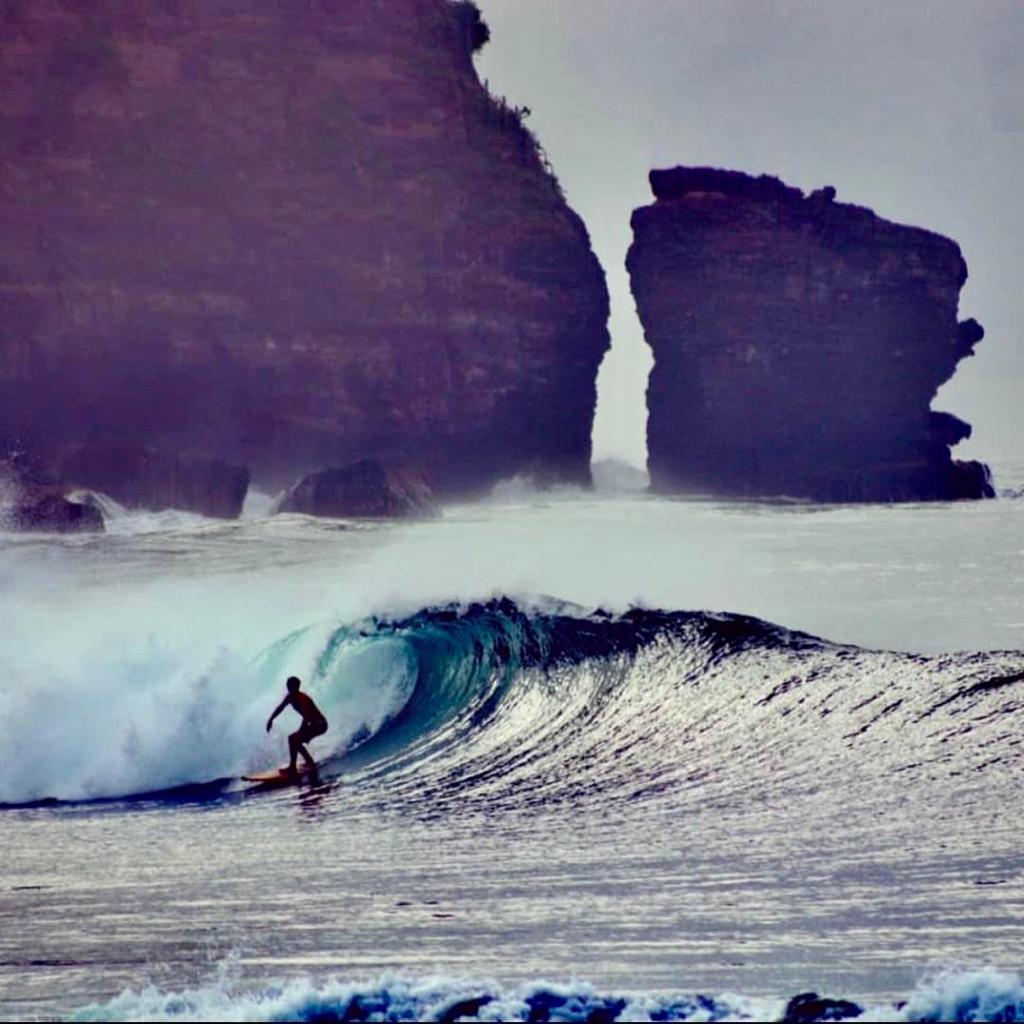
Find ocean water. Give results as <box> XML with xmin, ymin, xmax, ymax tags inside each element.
<box><xmin>2</xmin><ymin>462</ymin><xmax>1024</xmax><ymax>1022</ymax></box>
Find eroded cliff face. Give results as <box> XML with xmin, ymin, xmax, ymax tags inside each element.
<box><xmin>0</xmin><ymin>0</ymin><xmax>609</xmax><ymax>494</ymax></box>
<box><xmin>628</xmin><ymin>167</ymin><xmax>991</xmax><ymax>502</ymax></box>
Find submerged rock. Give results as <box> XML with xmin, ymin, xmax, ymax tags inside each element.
<box><xmin>437</xmin><ymin>994</ymin><xmax>493</xmax><ymax>1024</ymax></box>
<box><xmin>0</xmin><ymin>1</ymin><xmax>608</xmax><ymax>496</ymax></box>
<box><xmin>781</xmin><ymin>991</ymin><xmax>864</xmax><ymax>1022</ymax></box>
<box><xmin>274</xmin><ymin>460</ymin><xmax>439</xmax><ymax>519</ymax></box>
<box><xmin>56</xmin><ymin>445</ymin><xmax>249</xmax><ymax>520</ymax></box>
<box><xmin>1</xmin><ymin>455</ymin><xmax>104</xmax><ymax>532</ymax></box>
<box><xmin>628</xmin><ymin>166</ymin><xmax>993</xmax><ymax>502</ymax></box>
<box><xmin>1</xmin><ymin>482</ymin><xmax>104</xmax><ymax>534</ymax></box>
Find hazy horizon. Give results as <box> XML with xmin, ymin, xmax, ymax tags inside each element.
<box><xmin>477</xmin><ymin>0</ymin><xmax>1023</xmax><ymax>468</ymax></box>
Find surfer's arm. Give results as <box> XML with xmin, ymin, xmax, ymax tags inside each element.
<box><xmin>265</xmin><ymin>696</ymin><xmax>290</xmax><ymax>732</ymax></box>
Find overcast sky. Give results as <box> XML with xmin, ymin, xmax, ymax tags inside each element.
<box><xmin>477</xmin><ymin>0</ymin><xmax>1023</xmax><ymax>467</ymax></box>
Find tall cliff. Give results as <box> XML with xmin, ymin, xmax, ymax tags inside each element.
<box><xmin>0</xmin><ymin>0</ymin><xmax>609</xmax><ymax>494</ymax></box>
<box><xmin>628</xmin><ymin>167</ymin><xmax>991</xmax><ymax>502</ymax></box>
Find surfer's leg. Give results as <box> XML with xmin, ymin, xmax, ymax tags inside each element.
<box><xmin>297</xmin><ymin>728</ymin><xmax>316</xmax><ymax>768</ymax></box>
<box><xmin>287</xmin><ymin>731</ymin><xmax>301</xmax><ymax>774</ymax></box>
<box><xmin>298</xmin><ymin>720</ymin><xmax>326</xmax><ymax>769</ymax></box>
<box><xmin>288</xmin><ymin>727</ymin><xmax>314</xmax><ymax>769</ymax></box>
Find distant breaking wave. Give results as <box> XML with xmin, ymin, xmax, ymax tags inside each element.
<box><xmin>3</xmin><ymin>597</ymin><xmax>1023</xmax><ymax>808</ymax></box>
<box><xmin>70</xmin><ymin>966</ymin><xmax>1024</xmax><ymax>1022</ymax></box>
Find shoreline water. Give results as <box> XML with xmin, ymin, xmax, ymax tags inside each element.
<box><xmin>2</xmin><ymin>469</ymin><xmax>1023</xmax><ymax>1020</ymax></box>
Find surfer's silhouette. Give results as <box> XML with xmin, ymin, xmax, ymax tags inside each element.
<box><xmin>266</xmin><ymin>676</ymin><xmax>328</xmax><ymax>775</ymax></box>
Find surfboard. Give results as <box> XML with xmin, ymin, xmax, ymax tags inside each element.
<box><xmin>241</xmin><ymin>765</ymin><xmax>319</xmax><ymax>788</ymax></box>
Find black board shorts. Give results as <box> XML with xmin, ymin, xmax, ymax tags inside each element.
<box><xmin>295</xmin><ymin>718</ymin><xmax>328</xmax><ymax>743</ymax></box>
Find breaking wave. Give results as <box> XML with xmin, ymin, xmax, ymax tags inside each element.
<box><xmin>3</xmin><ymin>597</ymin><xmax>1023</xmax><ymax>812</ymax></box>
<box><xmin>70</xmin><ymin>966</ymin><xmax>1024</xmax><ymax>1022</ymax></box>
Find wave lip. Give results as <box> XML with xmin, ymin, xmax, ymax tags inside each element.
<box><xmin>68</xmin><ymin>967</ymin><xmax>1024</xmax><ymax>1022</ymax></box>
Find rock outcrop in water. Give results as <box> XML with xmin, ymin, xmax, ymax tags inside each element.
<box><xmin>0</xmin><ymin>457</ymin><xmax>104</xmax><ymax>533</ymax></box>
<box><xmin>781</xmin><ymin>992</ymin><xmax>865</xmax><ymax>1023</ymax></box>
<box><xmin>628</xmin><ymin>167</ymin><xmax>993</xmax><ymax>502</ymax></box>
<box><xmin>3</xmin><ymin>486</ymin><xmax>105</xmax><ymax>534</ymax></box>
<box><xmin>0</xmin><ymin>1</ymin><xmax>609</xmax><ymax>498</ymax></box>
<box><xmin>55</xmin><ymin>445</ymin><xmax>249</xmax><ymax>519</ymax></box>
<box><xmin>274</xmin><ymin>459</ymin><xmax>438</xmax><ymax>519</ymax></box>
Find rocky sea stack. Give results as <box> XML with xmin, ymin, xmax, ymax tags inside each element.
<box><xmin>0</xmin><ymin>0</ymin><xmax>609</xmax><ymax>499</ymax></box>
<box><xmin>628</xmin><ymin>167</ymin><xmax>993</xmax><ymax>502</ymax></box>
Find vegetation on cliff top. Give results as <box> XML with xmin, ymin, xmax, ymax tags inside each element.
<box><xmin>451</xmin><ymin>0</ymin><xmax>491</xmax><ymax>54</ymax></box>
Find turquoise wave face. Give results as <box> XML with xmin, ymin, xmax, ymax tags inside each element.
<box><xmin>296</xmin><ymin>598</ymin><xmax>1024</xmax><ymax>826</ymax></box>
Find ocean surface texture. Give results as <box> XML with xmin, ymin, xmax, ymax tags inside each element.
<box><xmin>2</xmin><ymin>462</ymin><xmax>1024</xmax><ymax>1022</ymax></box>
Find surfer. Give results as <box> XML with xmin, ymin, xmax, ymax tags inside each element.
<box><xmin>266</xmin><ymin>676</ymin><xmax>328</xmax><ymax>775</ymax></box>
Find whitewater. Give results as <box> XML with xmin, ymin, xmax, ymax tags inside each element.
<box><xmin>2</xmin><ymin>463</ymin><xmax>1024</xmax><ymax>1021</ymax></box>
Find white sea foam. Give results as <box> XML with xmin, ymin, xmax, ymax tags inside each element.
<box><xmin>70</xmin><ymin>968</ymin><xmax>768</xmax><ymax>1022</ymax></box>
<box><xmin>866</xmin><ymin>967</ymin><xmax>1024</xmax><ymax>1022</ymax></box>
<box><xmin>0</xmin><ymin>594</ymin><xmax>415</xmax><ymax>804</ymax></box>
<box><xmin>69</xmin><ymin>965</ymin><xmax>1024</xmax><ymax>1022</ymax></box>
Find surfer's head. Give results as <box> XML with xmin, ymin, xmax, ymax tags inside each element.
<box><xmin>286</xmin><ymin>675</ymin><xmax>301</xmax><ymax>694</ymax></box>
